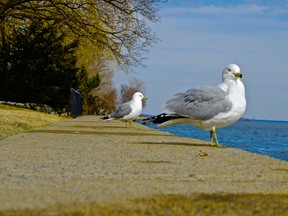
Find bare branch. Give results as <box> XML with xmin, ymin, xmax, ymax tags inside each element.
<box><xmin>0</xmin><ymin>0</ymin><xmax>166</xmax><ymax>71</ymax></box>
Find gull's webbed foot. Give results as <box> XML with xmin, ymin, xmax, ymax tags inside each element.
<box><xmin>210</xmin><ymin>143</ymin><xmax>227</xmax><ymax>148</ymax></box>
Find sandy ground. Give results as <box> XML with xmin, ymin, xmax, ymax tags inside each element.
<box><xmin>0</xmin><ymin>115</ymin><xmax>287</xmax><ymax>211</ymax></box>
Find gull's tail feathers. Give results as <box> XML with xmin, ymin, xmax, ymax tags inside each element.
<box><xmin>157</xmin><ymin>117</ymin><xmax>191</xmax><ymax>128</ymax></box>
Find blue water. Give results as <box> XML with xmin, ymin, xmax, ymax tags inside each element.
<box><xmin>146</xmin><ymin>119</ymin><xmax>288</xmax><ymax>162</ymax></box>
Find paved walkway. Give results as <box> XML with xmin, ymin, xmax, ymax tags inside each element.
<box><xmin>0</xmin><ymin>115</ymin><xmax>287</xmax><ymax>210</ymax></box>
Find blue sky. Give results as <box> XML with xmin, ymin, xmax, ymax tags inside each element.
<box><xmin>115</xmin><ymin>0</ymin><xmax>288</xmax><ymax>121</ymax></box>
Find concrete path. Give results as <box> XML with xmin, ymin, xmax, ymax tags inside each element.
<box><xmin>0</xmin><ymin>115</ymin><xmax>287</xmax><ymax>210</ymax></box>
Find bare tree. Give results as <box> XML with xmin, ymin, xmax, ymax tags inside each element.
<box><xmin>119</xmin><ymin>77</ymin><xmax>146</xmax><ymax>107</ymax></box>
<box><xmin>90</xmin><ymin>59</ymin><xmax>118</xmax><ymax>115</ymax></box>
<box><xmin>0</xmin><ymin>0</ymin><xmax>166</xmax><ymax>71</ymax></box>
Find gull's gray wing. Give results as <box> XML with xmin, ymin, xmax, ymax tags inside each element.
<box><xmin>163</xmin><ymin>85</ymin><xmax>232</xmax><ymax>120</ymax></box>
<box><xmin>109</xmin><ymin>101</ymin><xmax>132</xmax><ymax>119</ymax></box>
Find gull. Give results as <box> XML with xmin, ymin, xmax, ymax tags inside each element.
<box><xmin>102</xmin><ymin>92</ymin><xmax>147</xmax><ymax>128</ymax></box>
<box><xmin>143</xmin><ymin>64</ymin><xmax>246</xmax><ymax>147</ymax></box>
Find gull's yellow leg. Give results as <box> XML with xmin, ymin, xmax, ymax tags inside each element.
<box><xmin>210</xmin><ymin>127</ymin><xmax>226</xmax><ymax>148</ymax></box>
<box><xmin>125</xmin><ymin>121</ymin><xmax>132</xmax><ymax>128</ymax></box>
<box><xmin>210</xmin><ymin>130</ymin><xmax>213</xmax><ymax>144</ymax></box>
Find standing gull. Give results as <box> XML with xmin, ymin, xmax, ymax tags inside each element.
<box><xmin>143</xmin><ymin>64</ymin><xmax>246</xmax><ymax>147</ymax></box>
<box><xmin>102</xmin><ymin>92</ymin><xmax>147</xmax><ymax>128</ymax></box>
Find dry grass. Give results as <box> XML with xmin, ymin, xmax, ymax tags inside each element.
<box><xmin>0</xmin><ymin>193</ymin><xmax>287</xmax><ymax>216</ymax></box>
<box><xmin>0</xmin><ymin>104</ymin><xmax>67</xmax><ymax>140</ymax></box>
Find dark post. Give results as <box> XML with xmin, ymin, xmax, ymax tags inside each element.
<box><xmin>71</xmin><ymin>88</ymin><xmax>83</xmax><ymax>118</ymax></box>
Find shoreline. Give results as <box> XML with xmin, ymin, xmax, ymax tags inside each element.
<box><xmin>143</xmin><ymin>118</ymin><xmax>288</xmax><ymax>163</ymax></box>
<box><xmin>0</xmin><ymin>115</ymin><xmax>287</xmax><ymax>214</ymax></box>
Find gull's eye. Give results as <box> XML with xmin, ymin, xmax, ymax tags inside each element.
<box><xmin>227</xmin><ymin>68</ymin><xmax>232</xmax><ymax>72</ymax></box>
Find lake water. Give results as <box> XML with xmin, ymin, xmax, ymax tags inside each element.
<box><xmin>146</xmin><ymin>119</ymin><xmax>288</xmax><ymax>162</ymax></box>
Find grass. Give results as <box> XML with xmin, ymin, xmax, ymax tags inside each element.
<box><xmin>0</xmin><ymin>193</ymin><xmax>288</xmax><ymax>216</ymax></box>
<box><xmin>0</xmin><ymin>104</ymin><xmax>67</xmax><ymax>140</ymax></box>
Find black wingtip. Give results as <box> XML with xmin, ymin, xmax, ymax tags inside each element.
<box><xmin>141</xmin><ymin>113</ymin><xmax>183</xmax><ymax>125</ymax></box>
<box><xmin>101</xmin><ymin>116</ymin><xmax>110</xmax><ymax>120</ymax></box>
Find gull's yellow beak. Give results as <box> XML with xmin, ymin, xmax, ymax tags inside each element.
<box><xmin>234</xmin><ymin>73</ymin><xmax>243</xmax><ymax>78</ymax></box>
<box><xmin>143</xmin><ymin>97</ymin><xmax>148</xmax><ymax>101</ymax></box>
